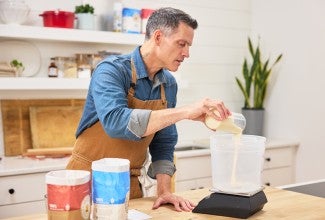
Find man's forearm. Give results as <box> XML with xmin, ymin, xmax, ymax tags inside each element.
<box><xmin>143</xmin><ymin>107</ymin><xmax>188</xmax><ymax>137</ymax></box>
<box><xmin>156</xmin><ymin>173</ymin><xmax>172</xmax><ymax>196</ymax></box>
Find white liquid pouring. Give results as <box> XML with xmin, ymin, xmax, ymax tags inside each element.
<box><xmin>205</xmin><ymin>111</ymin><xmax>246</xmax><ymax>191</ymax></box>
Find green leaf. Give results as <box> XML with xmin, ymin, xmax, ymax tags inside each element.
<box><xmin>236</xmin><ymin>77</ymin><xmax>251</xmax><ymax>108</ymax></box>
<box><xmin>75</xmin><ymin>4</ymin><xmax>94</xmax><ymax>14</ymax></box>
<box><xmin>10</xmin><ymin>59</ymin><xmax>24</xmax><ymax>68</ymax></box>
<box><xmin>235</xmin><ymin>37</ymin><xmax>283</xmax><ymax>109</ymax></box>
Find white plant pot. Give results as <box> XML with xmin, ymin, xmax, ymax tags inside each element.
<box><xmin>76</xmin><ymin>13</ymin><xmax>95</xmax><ymax>30</ymax></box>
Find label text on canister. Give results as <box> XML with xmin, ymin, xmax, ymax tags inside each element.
<box><xmin>92</xmin><ymin>170</ymin><xmax>130</xmax><ymax>204</ymax></box>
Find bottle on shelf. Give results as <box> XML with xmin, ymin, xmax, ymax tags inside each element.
<box><xmin>48</xmin><ymin>57</ymin><xmax>58</xmax><ymax>77</ymax></box>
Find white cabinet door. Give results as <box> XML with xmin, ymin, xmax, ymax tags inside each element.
<box><xmin>175</xmin><ymin>177</ymin><xmax>212</xmax><ymax>192</ymax></box>
<box><xmin>0</xmin><ymin>172</ymin><xmax>47</xmax><ymax>206</ymax></box>
<box><xmin>174</xmin><ymin>150</ymin><xmax>212</xmax><ymax>192</ymax></box>
<box><xmin>0</xmin><ymin>172</ymin><xmax>48</xmax><ymax>219</ymax></box>
<box><xmin>262</xmin><ymin>167</ymin><xmax>293</xmax><ymax>186</ymax></box>
<box><xmin>175</xmin><ymin>179</ymin><xmax>198</xmax><ymax>192</ymax></box>
<box><xmin>264</xmin><ymin>147</ymin><xmax>292</xmax><ymax>170</ymax></box>
<box><xmin>0</xmin><ymin>200</ymin><xmax>46</xmax><ymax>219</ymax></box>
<box><xmin>174</xmin><ymin>154</ymin><xmax>211</xmax><ymax>182</ymax></box>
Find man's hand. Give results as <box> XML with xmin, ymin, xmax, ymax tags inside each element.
<box><xmin>152</xmin><ymin>191</ymin><xmax>196</xmax><ymax>212</ymax></box>
<box><xmin>153</xmin><ymin>173</ymin><xmax>196</xmax><ymax>212</ymax></box>
<box><xmin>183</xmin><ymin>98</ymin><xmax>231</xmax><ymax>122</ymax></box>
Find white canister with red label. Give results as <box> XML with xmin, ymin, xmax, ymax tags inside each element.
<box><xmin>46</xmin><ymin>170</ymin><xmax>91</xmax><ymax>220</ymax></box>
<box><xmin>141</xmin><ymin>8</ymin><xmax>155</xmax><ymax>34</ymax></box>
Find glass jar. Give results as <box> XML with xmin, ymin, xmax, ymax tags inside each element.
<box><xmin>54</xmin><ymin>57</ymin><xmax>77</xmax><ymax>78</ymax></box>
<box><xmin>89</xmin><ymin>54</ymin><xmax>102</xmax><ymax>75</ymax></box>
<box><xmin>63</xmin><ymin>57</ymin><xmax>77</xmax><ymax>78</ymax></box>
<box><xmin>76</xmin><ymin>53</ymin><xmax>91</xmax><ymax>78</ymax></box>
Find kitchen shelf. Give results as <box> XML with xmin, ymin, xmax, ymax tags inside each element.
<box><xmin>0</xmin><ymin>24</ymin><xmax>142</xmax><ymax>98</ymax></box>
<box><xmin>0</xmin><ymin>77</ymin><xmax>90</xmax><ymax>90</ymax></box>
<box><xmin>0</xmin><ymin>77</ymin><xmax>90</xmax><ymax>99</ymax></box>
<box><xmin>0</xmin><ymin>24</ymin><xmax>144</xmax><ymax>45</ymax></box>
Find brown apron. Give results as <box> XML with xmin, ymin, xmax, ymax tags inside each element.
<box><xmin>66</xmin><ymin>60</ymin><xmax>167</xmax><ymax>199</ymax></box>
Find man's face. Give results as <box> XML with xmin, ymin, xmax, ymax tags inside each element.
<box><xmin>157</xmin><ymin>22</ymin><xmax>194</xmax><ymax>72</ymax></box>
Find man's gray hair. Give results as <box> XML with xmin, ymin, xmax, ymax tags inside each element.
<box><xmin>145</xmin><ymin>7</ymin><xmax>198</xmax><ymax>40</ymax></box>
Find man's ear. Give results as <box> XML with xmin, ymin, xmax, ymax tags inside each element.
<box><xmin>153</xmin><ymin>29</ymin><xmax>163</xmax><ymax>45</ymax></box>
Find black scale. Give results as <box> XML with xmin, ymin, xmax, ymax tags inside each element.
<box><xmin>192</xmin><ymin>188</ymin><xmax>267</xmax><ymax>219</ymax></box>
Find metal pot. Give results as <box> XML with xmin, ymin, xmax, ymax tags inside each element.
<box><xmin>39</xmin><ymin>10</ymin><xmax>75</xmax><ymax>28</ymax></box>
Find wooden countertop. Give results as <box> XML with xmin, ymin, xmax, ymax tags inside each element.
<box><xmin>3</xmin><ymin>187</ymin><xmax>325</xmax><ymax>220</ymax></box>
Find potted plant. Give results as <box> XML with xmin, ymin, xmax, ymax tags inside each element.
<box><xmin>74</xmin><ymin>4</ymin><xmax>95</xmax><ymax>30</ymax></box>
<box><xmin>10</xmin><ymin>59</ymin><xmax>25</xmax><ymax>77</ymax></box>
<box><xmin>235</xmin><ymin>37</ymin><xmax>282</xmax><ymax>135</ymax></box>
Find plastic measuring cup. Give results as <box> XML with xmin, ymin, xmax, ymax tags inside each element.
<box><xmin>205</xmin><ymin>112</ymin><xmax>246</xmax><ymax>133</ymax></box>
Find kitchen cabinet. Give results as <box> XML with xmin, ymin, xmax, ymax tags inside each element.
<box><xmin>173</xmin><ymin>139</ymin><xmax>299</xmax><ymax>192</ymax></box>
<box><xmin>173</xmin><ymin>148</ymin><xmax>212</xmax><ymax>192</ymax></box>
<box><xmin>0</xmin><ymin>172</ymin><xmax>47</xmax><ymax>218</ymax></box>
<box><xmin>262</xmin><ymin>140</ymin><xmax>299</xmax><ymax>186</ymax></box>
<box><xmin>0</xmin><ymin>24</ymin><xmax>144</xmax><ymax>99</ymax></box>
<box><xmin>0</xmin><ymin>156</ymin><xmax>69</xmax><ymax>219</ymax></box>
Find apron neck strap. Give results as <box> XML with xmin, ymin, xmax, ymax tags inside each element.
<box><xmin>129</xmin><ymin>58</ymin><xmax>167</xmax><ymax>103</ymax></box>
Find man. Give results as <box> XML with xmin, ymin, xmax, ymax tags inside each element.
<box><xmin>66</xmin><ymin>7</ymin><xmax>231</xmax><ymax>212</ymax></box>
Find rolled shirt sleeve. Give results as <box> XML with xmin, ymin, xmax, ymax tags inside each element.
<box><xmin>128</xmin><ymin>109</ymin><xmax>152</xmax><ymax>138</ymax></box>
<box><xmin>147</xmin><ymin>160</ymin><xmax>176</xmax><ymax>179</ymax></box>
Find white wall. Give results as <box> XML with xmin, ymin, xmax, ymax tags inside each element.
<box><xmin>251</xmin><ymin>0</ymin><xmax>325</xmax><ymax>182</ymax></box>
<box><xmin>0</xmin><ymin>0</ymin><xmax>250</xmax><ymax>148</ymax></box>
<box><xmin>4</xmin><ymin>0</ymin><xmax>323</xmax><ymax>185</ymax></box>
<box><xmin>4</xmin><ymin>0</ymin><xmax>322</xmax><ymax>184</ymax></box>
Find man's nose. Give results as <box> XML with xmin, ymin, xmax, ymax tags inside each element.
<box><xmin>182</xmin><ymin>45</ymin><xmax>190</xmax><ymax>58</ymax></box>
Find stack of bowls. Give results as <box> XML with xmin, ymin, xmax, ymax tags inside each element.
<box><xmin>0</xmin><ymin>0</ymin><xmax>30</xmax><ymax>24</ymax></box>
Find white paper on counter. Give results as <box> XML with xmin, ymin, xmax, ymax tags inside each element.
<box><xmin>128</xmin><ymin>209</ymin><xmax>152</xmax><ymax>220</ymax></box>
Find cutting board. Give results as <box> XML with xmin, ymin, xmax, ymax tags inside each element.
<box><xmin>1</xmin><ymin>99</ymin><xmax>85</xmax><ymax>156</ymax></box>
<box><xmin>29</xmin><ymin>106</ymin><xmax>83</xmax><ymax>149</ymax></box>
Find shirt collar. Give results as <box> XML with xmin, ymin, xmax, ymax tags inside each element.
<box><xmin>131</xmin><ymin>46</ymin><xmax>167</xmax><ymax>85</ymax></box>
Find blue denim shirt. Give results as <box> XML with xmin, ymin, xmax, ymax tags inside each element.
<box><xmin>76</xmin><ymin>46</ymin><xmax>178</xmax><ymax>177</ymax></box>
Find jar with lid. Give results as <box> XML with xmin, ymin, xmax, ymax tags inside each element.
<box><xmin>89</xmin><ymin>54</ymin><xmax>102</xmax><ymax>75</ymax></box>
<box><xmin>76</xmin><ymin>53</ymin><xmax>91</xmax><ymax>78</ymax></box>
<box><xmin>63</xmin><ymin>57</ymin><xmax>77</xmax><ymax>78</ymax></box>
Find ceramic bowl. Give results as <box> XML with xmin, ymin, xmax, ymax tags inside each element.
<box><xmin>0</xmin><ymin>0</ymin><xmax>30</xmax><ymax>24</ymax></box>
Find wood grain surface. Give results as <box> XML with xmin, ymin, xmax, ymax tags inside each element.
<box><xmin>29</xmin><ymin>106</ymin><xmax>82</xmax><ymax>149</ymax></box>
<box><xmin>1</xmin><ymin>99</ymin><xmax>84</xmax><ymax>156</ymax></box>
<box><xmin>23</xmin><ymin>147</ymin><xmax>73</xmax><ymax>157</ymax></box>
<box><xmin>2</xmin><ymin>187</ymin><xmax>325</xmax><ymax>220</ymax></box>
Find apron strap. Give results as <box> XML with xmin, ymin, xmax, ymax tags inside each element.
<box><xmin>160</xmin><ymin>83</ymin><xmax>167</xmax><ymax>105</ymax></box>
<box><xmin>129</xmin><ymin>59</ymin><xmax>137</xmax><ymax>96</ymax></box>
<box><xmin>129</xmin><ymin>58</ymin><xmax>167</xmax><ymax>105</ymax></box>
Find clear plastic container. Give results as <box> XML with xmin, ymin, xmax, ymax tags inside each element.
<box><xmin>205</xmin><ymin>112</ymin><xmax>246</xmax><ymax>133</ymax></box>
<box><xmin>76</xmin><ymin>53</ymin><xmax>91</xmax><ymax>78</ymax></box>
<box><xmin>113</xmin><ymin>2</ymin><xmax>123</xmax><ymax>32</ymax></box>
<box><xmin>210</xmin><ymin>134</ymin><xmax>266</xmax><ymax>194</ymax></box>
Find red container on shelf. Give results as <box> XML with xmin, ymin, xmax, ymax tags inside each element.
<box><xmin>141</xmin><ymin>8</ymin><xmax>155</xmax><ymax>34</ymax></box>
<box><xmin>39</xmin><ymin>10</ymin><xmax>75</xmax><ymax>28</ymax></box>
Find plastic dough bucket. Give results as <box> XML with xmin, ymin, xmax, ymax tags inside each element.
<box><xmin>210</xmin><ymin>134</ymin><xmax>266</xmax><ymax>194</ymax></box>
<box><xmin>91</xmin><ymin>158</ymin><xmax>130</xmax><ymax>220</ymax></box>
<box><xmin>45</xmin><ymin>169</ymin><xmax>91</xmax><ymax>220</ymax></box>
